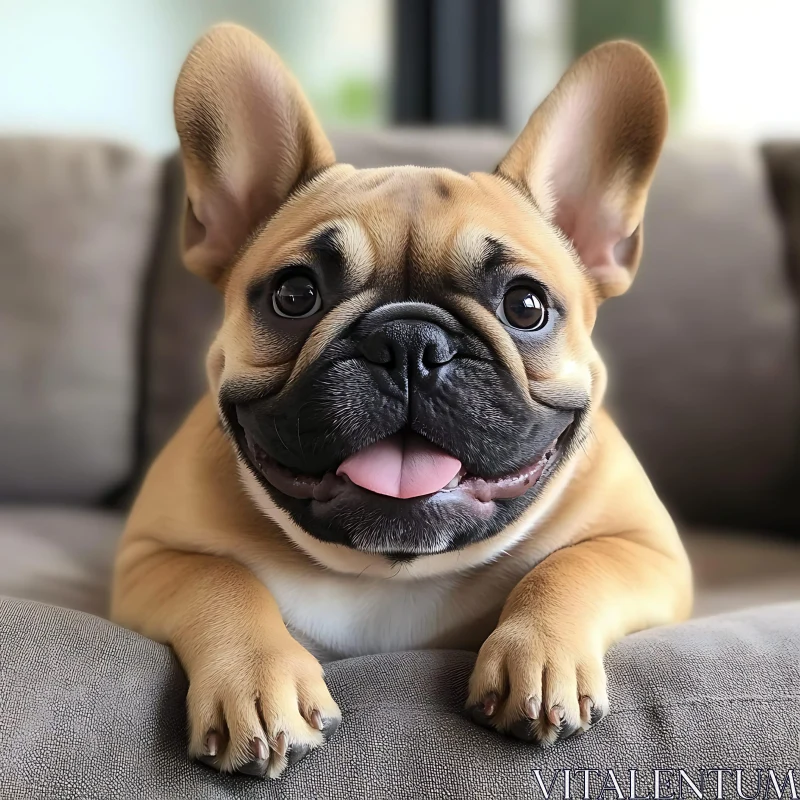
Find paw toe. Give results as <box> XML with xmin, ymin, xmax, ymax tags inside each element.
<box><xmin>466</xmin><ymin>692</ymin><xmax>501</xmax><ymax>729</ymax></box>
<box><xmin>579</xmin><ymin>694</ymin><xmax>608</xmax><ymax>728</ymax></box>
<box><xmin>468</xmin><ymin>706</ymin><xmax>493</xmax><ymax>728</ymax></box>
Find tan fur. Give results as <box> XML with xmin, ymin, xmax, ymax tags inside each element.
<box><xmin>112</xmin><ymin>25</ymin><xmax>691</xmax><ymax>777</ymax></box>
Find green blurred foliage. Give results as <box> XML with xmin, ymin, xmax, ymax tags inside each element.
<box><xmin>336</xmin><ymin>76</ymin><xmax>380</xmax><ymax>122</ymax></box>
<box><xmin>313</xmin><ymin>76</ymin><xmax>382</xmax><ymax>126</ymax></box>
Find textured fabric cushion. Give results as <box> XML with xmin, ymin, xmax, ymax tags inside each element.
<box><xmin>144</xmin><ymin>130</ymin><xmax>800</xmax><ymax>533</ymax></box>
<box><xmin>0</xmin><ymin>507</ymin><xmax>122</xmax><ymax>617</ymax></box>
<box><xmin>0</xmin><ymin>598</ymin><xmax>796</xmax><ymax>799</ymax></box>
<box><xmin>0</xmin><ymin>138</ymin><xmax>161</xmax><ymax>503</ymax></box>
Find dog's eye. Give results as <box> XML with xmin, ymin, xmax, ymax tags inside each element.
<box><xmin>497</xmin><ymin>286</ymin><xmax>547</xmax><ymax>330</ymax></box>
<box><xmin>272</xmin><ymin>273</ymin><xmax>322</xmax><ymax>318</ymax></box>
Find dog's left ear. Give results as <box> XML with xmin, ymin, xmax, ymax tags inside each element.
<box><xmin>174</xmin><ymin>24</ymin><xmax>335</xmax><ymax>284</ymax></box>
<box><xmin>497</xmin><ymin>41</ymin><xmax>667</xmax><ymax>299</ymax></box>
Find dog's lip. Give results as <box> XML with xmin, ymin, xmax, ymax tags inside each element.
<box><xmin>241</xmin><ymin>430</ymin><xmax>566</xmax><ymax>504</ymax></box>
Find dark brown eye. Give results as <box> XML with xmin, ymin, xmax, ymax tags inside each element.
<box><xmin>272</xmin><ymin>273</ymin><xmax>322</xmax><ymax>318</ymax></box>
<box><xmin>497</xmin><ymin>286</ymin><xmax>547</xmax><ymax>330</ymax></box>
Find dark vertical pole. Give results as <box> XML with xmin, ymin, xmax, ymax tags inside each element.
<box><xmin>475</xmin><ymin>0</ymin><xmax>502</xmax><ymax>123</ymax></box>
<box><xmin>393</xmin><ymin>0</ymin><xmax>503</xmax><ymax>125</ymax></box>
<box><xmin>392</xmin><ymin>0</ymin><xmax>432</xmax><ymax>123</ymax></box>
<box><xmin>432</xmin><ymin>0</ymin><xmax>477</xmax><ymax>123</ymax></box>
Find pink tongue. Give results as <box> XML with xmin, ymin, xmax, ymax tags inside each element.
<box><xmin>336</xmin><ymin>432</ymin><xmax>462</xmax><ymax>499</ymax></box>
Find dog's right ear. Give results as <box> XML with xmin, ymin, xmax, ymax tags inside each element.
<box><xmin>497</xmin><ymin>42</ymin><xmax>667</xmax><ymax>300</ymax></box>
<box><xmin>174</xmin><ymin>24</ymin><xmax>335</xmax><ymax>284</ymax></box>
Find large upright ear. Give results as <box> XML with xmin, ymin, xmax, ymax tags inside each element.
<box><xmin>497</xmin><ymin>41</ymin><xmax>667</xmax><ymax>299</ymax></box>
<box><xmin>174</xmin><ymin>24</ymin><xmax>335</xmax><ymax>283</ymax></box>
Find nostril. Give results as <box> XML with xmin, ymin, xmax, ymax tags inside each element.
<box><xmin>422</xmin><ymin>342</ymin><xmax>455</xmax><ymax>368</ymax></box>
<box><xmin>359</xmin><ymin>336</ymin><xmax>394</xmax><ymax>367</ymax></box>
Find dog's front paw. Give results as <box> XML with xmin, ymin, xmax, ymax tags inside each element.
<box><xmin>186</xmin><ymin>639</ymin><xmax>341</xmax><ymax>778</ymax></box>
<box><xmin>466</xmin><ymin>621</ymin><xmax>609</xmax><ymax>746</ymax></box>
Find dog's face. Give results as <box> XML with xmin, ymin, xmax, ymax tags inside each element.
<box><xmin>217</xmin><ymin>170</ymin><xmax>591</xmax><ymax>560</ymax></box>
<box><xmin>174</xmin><ymin>26</ymin><xmax>666</xmax><ymax>570</ymax></box>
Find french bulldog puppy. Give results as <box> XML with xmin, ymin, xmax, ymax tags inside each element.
<box><xmin>112</xmin><ymin>25</ymin><xmax>692</xmax><ymax>778</ymax></box>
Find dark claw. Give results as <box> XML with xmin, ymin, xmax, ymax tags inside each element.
<box><xmin>197</xmin><ymin>730</ymin><xmax>224</xmax><ymax>770</ymax></box>
<box><xmin>546</xmin><ymin>705</ymin><xmax>565</xmax><ymax>727</ymax></box>
<box><xmin>273</xmin><ymin>732</ymin><xmax>288</xmax><ymax>760</ymax></box>
<box><xmin>579</xmin><ymin>695</ymin><xmax>604</xmax><ymax>728</ymax></box>
<box><xmin>524</xmin><ymin>697</ymin><xmax>541</xmax><ymax>720</ymax></box>
<box><xmin>286</xmin><ymin>742</ymin><xmax>311</xmax><ymax>765</ymax></box>
<box><xmin>205</xmin><ymin>731</ymin><xmax>223</xmax><ymax>757</ymax></box>
<box><xmin>238</xmin><ymin>738</ymin><xmax>269</xmax><ymax>778</ymax></box>
<box><xmin>467</xmin><ymin>692</ymin><xmax>500</xmax><ymax>729</ymax></box>
<box><xmin>321</xmin><ymin>716</ymin><xmax>341</xmax><ymax>741</ymax></box>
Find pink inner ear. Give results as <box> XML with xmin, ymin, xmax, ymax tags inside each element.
<box><xmin>552</xmin><ymin>192</ymin><xmax>638</xmax><ymax>296</ymax></box>
<box><xmin>554</xmin><ymin>191</ymin><xmax>624</xmax><ymax>267</ymax></box>
<box><xmin>182</xmin><ymin>181</ymin><xmax>252</xmax><ymax>279</ymax></box>
<box><xmin>527</xmin><ymin>80</ymin><xmax>641</xmax><ymax>292</ymax></box>
<box><xmin>535</xmin><ymin>89</ymin><xmax>629</xmax><ymax>275</ymax></box>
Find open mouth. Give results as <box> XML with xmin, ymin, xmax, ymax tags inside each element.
<box><xmin>240</xmin><ymin>427</ymin><xmax>566</xmax><ymax>506</ymax></box>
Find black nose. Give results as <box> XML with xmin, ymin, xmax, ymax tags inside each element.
<box><xmin>358</xmin><ymin>320</ymin><xmax>457</xmax><ymax>387</ymax></box>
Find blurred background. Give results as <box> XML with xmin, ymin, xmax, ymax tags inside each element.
<box><xmin>4</xmin><ymin>0</ymin><xmax>800</xmax><ymax>148</ymax></box>
<box><xmin>1</xmin><ymin>0</ymin><xmax>799</xmax><ymax>620</ymax></box>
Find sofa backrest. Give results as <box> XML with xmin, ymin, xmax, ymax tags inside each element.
<box><xmin>0</xmin><ymin>139</ymin><xmax>161</xmax><ymax>504</ymax></box>
<box><xmin>1</xmin><ymin>131</ymin><xmax>798</xmax><ymax>535</ymax></box>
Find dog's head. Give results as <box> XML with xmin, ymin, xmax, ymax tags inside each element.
<box><xmin>174</xmin><ymin>25</ymin><xmax>666</xmax><ymax>575</ymax></box>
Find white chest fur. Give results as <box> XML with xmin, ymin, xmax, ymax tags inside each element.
<box><xmin>253</xmin><ymin>560</ymin><xmax>521</xmax><ymax>661</ymax></box>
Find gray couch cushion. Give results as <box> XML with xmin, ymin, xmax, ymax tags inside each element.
<box><xmin>0</xmin><ymin>598</ymin><xmax>796</xmax><ymax>799</ymax></box>
<box><xmin>0</xmin><ymin>138</ymin><xmax>161</xmax><ymax>503</ymax></box>
<box><xmin>0</xmin><ymin>507</ymin><xmax>122</xmax><ymax>616</ymax></box>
